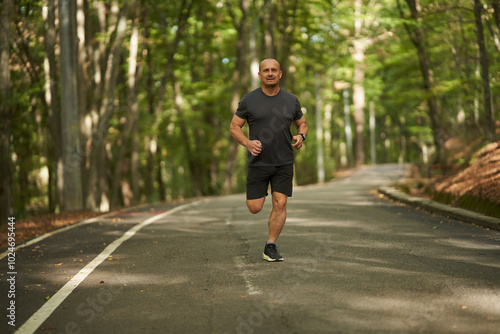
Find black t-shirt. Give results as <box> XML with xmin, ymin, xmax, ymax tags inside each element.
<box><xmin>235</xmin><ymin>88</ymin><xmax>303</xmax><ymax>166</ymax></box>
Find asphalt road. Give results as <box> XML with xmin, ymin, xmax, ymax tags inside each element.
<box><xmin>2</xmin><ymin>164</ymin><xmax>500</xmax><ymax>334</ymax></box>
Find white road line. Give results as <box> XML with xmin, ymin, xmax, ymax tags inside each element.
<box><xmin>15</xmin><ymin>200</ymin><xmax>202</xmax><ymax>334</ymax></box>
<box><xmin>234</xmin><ymin>255</ymin><xmax>262</xmax><ymax>296</ymax></box>
<box><xmin>225</xmin><ymin>215</ymin><xmax>261</xmax><ymax>296</ymax></box>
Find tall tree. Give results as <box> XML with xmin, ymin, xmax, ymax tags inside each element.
<box><xmin>83</xmin><ymin>1</ymin><xmax>131</xmax><ymax>211</ymax></box>
<box><xmin>397</xmin><ymin>0</ymin><xmax>448</xmax><ymax>164</ymax></box>
<box><xmin>59</xmin><ymin>0</ymin><xmax>83</xmax><ymax>210</ymax></box>
<box><xmin>148</xmin><ymin>0</ymin><xmax>193</xmax><ymax>201</ymax></box>
<box><xmin>43</xmin><ymin>0</ymin><xmax>62</xmax><ymax>212</ymax></box>
<box><xmin>315</xmin><ymin>72</ymin><xmax>325</xmax><ymax>182</ymax></box>
<box><xmin>474</xmin><ymin>0</ymin><xmax>495</xmax><ymax>142</ymax></box>
<box><xmin>0</xmin><ymin>0</ymin><xmax>13</xmax><ymax>223</ymax></box>
<box><xmin>352</xmin><ymin>0</ymin><xmax>368</xmax><ymax>166</ymax></box>
<box><xmin>225</xmin><ymin>0</ymin><xmax>250</xmax><ymax>194</ymax></box>
<box><xmin>110</xmin><ymin>4</ymin><xmax>142</xmax><ymax>208</ymax></box>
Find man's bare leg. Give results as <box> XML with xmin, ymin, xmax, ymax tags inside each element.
<box><xmin>246</xmin><ymin>197</ymin><xmax>266</xmax><ymax>214</ymax></box>
<box><xmin>267</xmin><ymin>192</ymin><xmax>288</xmax><ymax>243</ymax></box>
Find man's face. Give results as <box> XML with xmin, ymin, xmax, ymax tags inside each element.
<box><xmin>258</xmin><ymin>60</ymin><xmax>282</xmax><ymax>87</ymax></box>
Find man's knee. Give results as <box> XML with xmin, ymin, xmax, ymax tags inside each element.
<box><xmin>272</xmin><ymin>193</ymin><xmax>288</xmax><ymax>211</ymax></box>
<box><xmin>248</xmin><ymin>206</ymin><xmax>262</xmax><ymax>214</ymax></box>
<box><xmin>247</xmin><ymin>199</ymin><xmax>265</xmax><ymax>214</ymax></box>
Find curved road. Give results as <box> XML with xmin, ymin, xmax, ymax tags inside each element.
<box><xmin>2</xmin><ymin>164</ymin><xmax>500</xmax><ymax>333</ymax></box>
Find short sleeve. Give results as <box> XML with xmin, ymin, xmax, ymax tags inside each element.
<box><xmin>235</xmin><ymin>94</ymin><xmax>248</xmax><ymax>120</ymax></box>
<box><xmin>293</xmin><ymin>97</ymin><xmax>303</xmax><ymax>121</ymax></box>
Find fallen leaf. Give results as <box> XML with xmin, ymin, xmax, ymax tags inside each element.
<box><xmin>55</xmin><ymin>263</ymin><xmax>63</xmax><ymax>266</ymax></box>
<box><xmin>241</xmin><ymin>295</ymin><xmax>249</xmax><ymax>298</ymax></box>
<box><xmin>99</xmin><ymin>281</ymin><xmax>105</xmax><ymax>284</ymax></box>
<box><xmin>44</xmin><ymin>296</ymin><xmax>50</xmax><ymax>300</ymax></box>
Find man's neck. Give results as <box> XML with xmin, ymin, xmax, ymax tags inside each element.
<box><xmin>261</xmin><ymin>85</ymin><xmax>280</xmax><ymax>96</ymax></box>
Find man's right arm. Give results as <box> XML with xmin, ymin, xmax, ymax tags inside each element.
<box><xmin>229</xmin><ymin>115</ymin><xmax>262</xmax><ymax>156</ymax></box>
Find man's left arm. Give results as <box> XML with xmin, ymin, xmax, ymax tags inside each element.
<box><xmin>292</xmin><ymin>116</ymin><xmax>308</xmax><ymax>149</ymax></box>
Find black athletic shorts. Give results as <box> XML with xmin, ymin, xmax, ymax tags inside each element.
<box><xmin>246</xmin><ymin>164</ymin><xmax>294</xmax><ymax>200</ymax></box>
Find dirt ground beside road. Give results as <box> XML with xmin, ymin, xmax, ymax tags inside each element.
<box><xmin>0</xmin><ymin>211</ymin><xmax>101</xmax><ymax>249</ymax></box>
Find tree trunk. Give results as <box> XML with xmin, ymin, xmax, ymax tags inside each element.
<box><xmin>352</xmin><ymin>45</ymin><xmax>366</xmax><ymax>167</ymax></box>
<box><xmin>369</xmin><ymin>101</ymin><xmax>376</xmax><ymax>164</ymax></box>
<box><xmin>59</xmin><ymin>0</ymin><xmax>83</xmax><ymax>210</ymax></box>
<box><xmin>143</xmin><ymin>0</ymin><xmax>191</xmax><ymax>201</ymax></box>
<box><xmin>172</xmin><ymin>80</ymin><xmax>204</xmax><ymax>196</ymax></box>
<box><xmin>111</xmin><ymin>5</ymin><xmax>141</xmax><ymax>208</ymax></box>
<box><xmin>315</xmin><ymin>73</ymin><xmax>325</xmax><ymax>183</ymax></box>
<box><xmin>86</xmin><ymin>1</ymin><xmax>130</xmax><ymax>211</ymax></box>
<box><xmin>0</xmin><ymin>0</ymin><xmax>13</xmax><ymax>224</ymax></box>
<box><xmin>343</xmin><ymin>88</ymin><xmax>354</xmax><ymax>167</ymax></box>
<box><xmin>76</xmin><ymin>0</ymin><xmax>89</xmax><ymax>206</ymax></box>
<box><xmin>399</xmin><ymin>0</ymin><xmax>447</xmax><ymax>164</ymax></box>
<box><xmin>249</xmin><ymin>18</ymin><xmax>259</xmax><ymax>89</ymax></box>
<box><xmin>225</xmin><ymin>0</ymin><xmax>249</xmax><ymax>194</ymax></box>
<box><xmin>143</xmin><ymin>1</ymin><xmax>154</xmax><ymax>201</ymax></box>
<box><xmin>156</xmin><ymin>142</ymin><xmax>166</xmax><ymax>200</ymax></box>
<box><xmin>352</xmin><ymin>0</ymin><xmax>366</xmax><ymax>166</ymax></box>
<box><xmin>276</xmin><ymin>0</ymin><xmax>298</xmax><ymax>89</ymax></box>
<box><xmin>474</xmin><ymin>0</ymin><xmax>495</xmax><ymax>142</ymax></box>
<box><xmin>43</xmin><ymin>0</ymin><xmax>62</xmax><ymax>212</ymax></box>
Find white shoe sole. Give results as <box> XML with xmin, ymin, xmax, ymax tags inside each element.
<box><xmin>262</xmin><ymin>253</ymin><xmax>284</xmax><ymax>262</ymax></box>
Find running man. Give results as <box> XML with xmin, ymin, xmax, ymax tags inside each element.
<box><xmin>229</xmin><ymin>58</ymin><xmax>308</xmax><ymax>262</ymax></box>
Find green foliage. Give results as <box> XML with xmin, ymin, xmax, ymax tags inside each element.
<box><xmin>4</xmin><ymin>0</ymin><xmax>499</xmax><ymax>216</ymax></box>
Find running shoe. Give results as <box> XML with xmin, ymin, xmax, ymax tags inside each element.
<box><xmin>263</xmin><ymin>243</ymin><xmax>284</xmax><ymax>262</ymax></box>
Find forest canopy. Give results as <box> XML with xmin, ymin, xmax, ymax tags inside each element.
<box><xmin>0</xmin><ymin>0</ymin><xmax>498</xmax><ymax>221</ymax></box>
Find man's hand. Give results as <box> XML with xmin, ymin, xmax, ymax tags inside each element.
<box><xmin>292</xmin><ymin>116</ymin><xmax>307</xmax><ymax>150</ymax></box>
<box><xmin>292</xmin><ymin>135</ymin><xmax>303</xmax><ymax>149</ymax></box>
<box><xmin>247</xmin><ymin>140</ymin><xmax>262</xmax><ymax>156</ymax></box>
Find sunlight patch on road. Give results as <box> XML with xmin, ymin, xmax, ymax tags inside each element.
<box><xmin>438</xmin><ymin>238</ymin><xmax>500</xmax><ymax>250</ymax></box>
<box><xmin>286</xmin><ymin>218</ymin><xmax>364</xmax><ymax>228</ymax></box>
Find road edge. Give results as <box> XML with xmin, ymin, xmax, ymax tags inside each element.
<box><xmin>378</xmin><ymin>186</ymin><xmax>500</xmax><ymax>232</ymax></box>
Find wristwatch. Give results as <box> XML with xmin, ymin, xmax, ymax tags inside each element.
<box><xmin>299</xmin><ymin>133</ymin><xmax>306</xmax><ymax>141</ymax></box>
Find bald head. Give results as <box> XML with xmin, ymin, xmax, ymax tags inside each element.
<box><xmin>259</xmin><ymin>58</ymin><xmax>281</xmax><ymax>72</ymax></box>
<box><xmin>258</xmin><ymin>58</ymin><xmax>283</xmax><ymax>91</ymax></box>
